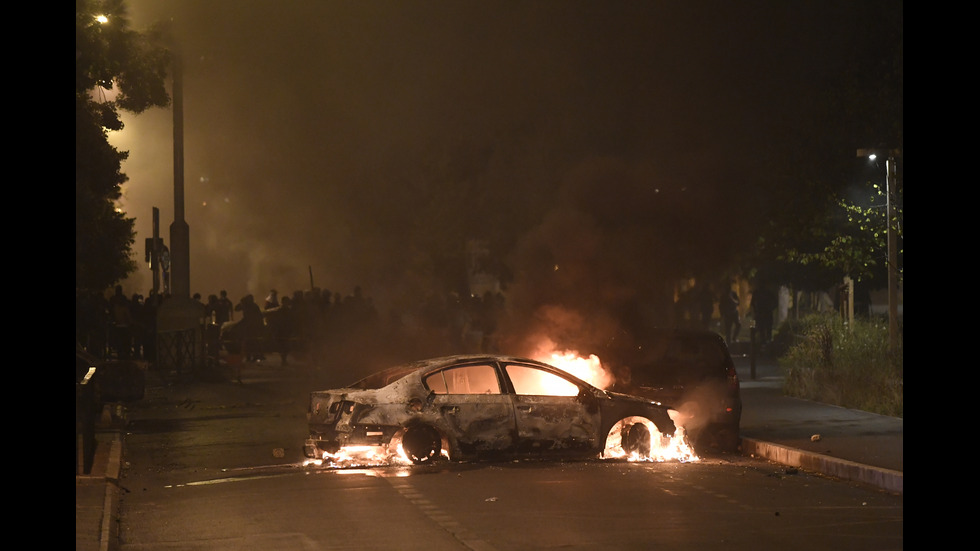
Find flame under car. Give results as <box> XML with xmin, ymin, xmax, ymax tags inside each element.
<box><xmin>304</xmin><ymin>355</ymin><xmax>678</xmax><ymax>465</ymax></box>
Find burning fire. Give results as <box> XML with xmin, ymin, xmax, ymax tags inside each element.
<box><xmin>303</xmin><ymin>444</ymin><xmax>425</xmax><ymax>469</ymax></box>
<box><xmin>531</xmin><ymin>339</ymin><xmax>614</xmax><ymax>390</ymax></box>
<box><xmin>303</xmin><ymin>445</ymin><xmax>398</xmax><ymax>468</ymax></box>
<box><xmin>534</xmin><ymin>341</ymin><xmax>699</xmax><ymax>463</ymax></box>
<box><xmin>602</xmin><ymin>417</ymin><xmax>698</xmax><ymax>462</ymax></box>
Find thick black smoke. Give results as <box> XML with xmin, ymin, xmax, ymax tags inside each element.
<box><xmin>111</xmin><ymin>1</ymin><xmax>894</xmax><ymax>364</ymax></box>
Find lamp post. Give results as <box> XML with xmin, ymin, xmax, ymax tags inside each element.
<box><xmin>168</xmin><ymin>23</ymin><xmax>190</xmax><ymax>300</ymax></box>
<box><xmin>884</xmin><ymin>154</ymin><xmax>900</xmax><ymax>354</ymax></box>
<box><xmin>856</xmin><ymin>148</ymin><xmax>901</xmax><ymax>355</ymax></box>
<box><xmin>155</xmin><ymin>19</ymin><xmax>203</xmax><ymax>372</ymax></box>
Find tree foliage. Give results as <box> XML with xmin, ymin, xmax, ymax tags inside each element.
<box><xmin>742</xmin><ymin>3</ymin><xmax>902</xmax><ymax>294</ymax></box>
<box><xmin>782</xmin><ymin>179</ymin><xmax>903</xmax><ymax>286</ymax></box>
<box><xmin>76</xmin><ymin>0</ymin><xmax>170</xmax><ymax>292</ymax></box>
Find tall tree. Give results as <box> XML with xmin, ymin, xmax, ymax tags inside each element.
<box><xmin>76</xmin><ymin>0</ymin><xmax>170</xmax><ymax>292</ymax></box>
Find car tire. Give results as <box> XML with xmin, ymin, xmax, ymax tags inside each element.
<box><xmin>303</xmin><ymin>441</ymin><xmax>317</xmax><ymax>458</ymax></box>
<box><xmin>621</xmin><ymin>422</ymin><xmax>652</xmax><ymax>457</ymax></box>
<box><xmin>713</xmin><ymin>426</ymin><xmax>740</xmax><ymax>453</ymax></box>
<box><xmin>402</xmin><ymin>425</ymin><xmax>442</xmax><ymax>464</ymax></box>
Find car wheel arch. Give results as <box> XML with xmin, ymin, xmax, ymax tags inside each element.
<box><xmin>393</xmin><ymin>421</ymin><xmax>452</xmax><ymax>463</ymax></box>
<box><xmin>602</xmin><ymin>415</ymin><xmax>670</xmax><ymax>458</ymax></box>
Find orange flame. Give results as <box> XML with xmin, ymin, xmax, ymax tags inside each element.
<box><xmin>533</xmin><ymin>340</ymin><xmax>699</xmax><ymax>463</ymax></box>
<box><xmin>303</xmin><ymin>445</ymin><xmax>414</xmax><ymax>469</ymax></box>
<box><xmin>530</xmin><ymin>339</ymin><xmax>614</xmax><ymax>389</ymax></box>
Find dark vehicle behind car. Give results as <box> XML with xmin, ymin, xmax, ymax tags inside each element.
<box><xmin>609</xmin><ymin>329</ymin><xmax>742</xmax><ymax>453</ymax></box>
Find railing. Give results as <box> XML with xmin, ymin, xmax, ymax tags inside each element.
<box><xmin>156</xmin><ymin>328</ymin><xmax>198</xmax><ymax>374</ymax></box>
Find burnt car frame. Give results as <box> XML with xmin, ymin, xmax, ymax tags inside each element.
<box><xmin>304</xmin><ymin>354</ymin><xmax>678</xmax><ymax>465</ymax></box>
<box><xmin>609</xmin><ymin>329</ymin><xmax>742</xmax><ymax>453</ymax></box>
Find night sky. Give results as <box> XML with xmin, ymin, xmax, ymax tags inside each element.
<box><xmin>111</xmin><ymin>0</ymin><xmax>899</xmax><ymax>349</ymax></box>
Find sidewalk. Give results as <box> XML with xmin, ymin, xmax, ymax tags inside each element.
<box><xmin>733</xmin><ymin>350</ymin><xmax>903</xmax><ymax>494</ymax></box>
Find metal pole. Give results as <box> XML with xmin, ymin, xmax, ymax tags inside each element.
<box><xmin>886</xmin><ymin>156</ymin><xmax>899</xmax><ymax>354</ymax></box>
<box><xmin>856</xmin><ymin>147</ymin><xmax>901</xmax><ymax>350</ymax></box>
<box><xmin>152</xmin><ymin>207</ymin><xmax>160</xmax><ymax>293</ymax></box>
<box><xmin>169</xmin><ymin>22</ymin><xmax>190</xmax><ymax>299</ymax></box>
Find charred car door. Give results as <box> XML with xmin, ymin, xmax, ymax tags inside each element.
<box><xmin>501</xmin><ymin>362</ymin><xmax>600</xmax><ymax>455</ymax></box>
<box><xmin>422</xmin><ymin>362</ymin><xmax>517</xmax><ymax>455</ymax></box>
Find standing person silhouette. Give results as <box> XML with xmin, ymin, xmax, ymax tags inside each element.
<box><xmin>751</xmin><ymin>281</ymin><xmax>778</xmax><ymax>345</ymax></box>
<box><xmin>697</xmin><ymin>284</ymin><xmax>715</xmax><ymax>330</ymax></box>
<box><xmin>203</xmin><ymin>294</ymin><xmax>222</xmax><ymax>363</ymax></box>
<box><xmin>108</xmin><ymin>285</ymin><xmax>133</xmax><ymax>360</ymax></box>
<box><xmin>142</xmin><ymin>289</ymin><xmax>162</xmax><ymax>362</ymax></box>
<box><xmin>720</xmin><ymin>284</ymin><xmax>741</xmax><ymax>344</ymax></box>
<box><xmin>236</xmin><ymin>294</ymin><xmax>265</xmax><ymax>363</ymax></box>
<box><xmin>266</xmin><ymin>295</ymin><xmax>294</xmax><ymax>366</ymax></box>
<box><xmin>215</xmin><ymin>290</ymin><xmax>234</xmax><ymax>325</ymax></box>
<box><xmin>264</xmin><ymin>289</ymin><xmax>280</xmax><ymax>310</ymax></box>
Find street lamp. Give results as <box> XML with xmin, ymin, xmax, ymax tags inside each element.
<box><xmin>856</xmin><ymin>148</ymin><xmax>901</xmax><ymax>356</ymax></box>
<box><xmin>155</xmin><ymin>19</ymin><xmax>203</xmax><ymax>372</ymax></box>
<box><xmin>167</xmin><ymin>20</ymin><xmax>190</xmax><ymax>300</ymax></box>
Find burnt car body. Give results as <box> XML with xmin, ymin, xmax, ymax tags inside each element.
<box><xmin>610</xmin><ymin>329</ymin><xmax>742</xmax><ymax>453</ymax></box>
<box><xmin>305</xmin><ymin>354</ymin><xmax>677</xmax><ymax>464</ymax></box>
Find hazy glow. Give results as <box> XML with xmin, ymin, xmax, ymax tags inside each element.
<box><xmin>110</xmin><ymin>1</ymin><xmax>899</xmax><ymax>324</ymax></box>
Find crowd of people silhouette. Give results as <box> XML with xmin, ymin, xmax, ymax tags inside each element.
<box><xmin>76</xmin><ymin>284</ymin><xmax>508</xmax><ymax>377</ymax></box>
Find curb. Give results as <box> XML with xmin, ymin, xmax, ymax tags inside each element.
<box><xmin>76</xmin><ymin>431</ymin><xmax>123</xmax><ymax>551</ymax></box>
<box><xmin>741</xmin><ymin>437</ymin><xmax>903</xmax><ymax>495</ymax></box>
<box><xmin>102</xmin><ymin>434</ymin><xmax>122</xmax><ymax>551</ymax></box>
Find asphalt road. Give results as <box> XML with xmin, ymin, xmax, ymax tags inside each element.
<box><xmin>78</xmin><ymin>350</ymin><xmax>902</xmax><ymax>551</ymax></box>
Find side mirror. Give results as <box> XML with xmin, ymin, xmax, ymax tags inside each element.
<box><xmin>577</xmin><ymin>387</ymin><xmax>599</xmax><ymax>413</ymax></box>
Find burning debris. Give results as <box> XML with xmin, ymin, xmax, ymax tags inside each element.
<box><xmin>304</xmin><ymin>445</ymin><xmax>415</xmax><ymax>469</ymax></box>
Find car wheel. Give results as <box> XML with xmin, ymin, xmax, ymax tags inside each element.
<box><xmin>621</xmin><ymin>422</ymin><xmax>652</xmax><ymax>457</ymax></box>
<box><xmin>402</xmin><ymin>425</ymin><xmax>442</xmax><ymax>464</ymax></box>
<box><xmin>303</xmin><ymin>441</ymin><xmax>317</xmax><ymax>459</ymax></box>
<box><xmin>713</xmin><ymin>426</ymin><xmax>740</xmax><ymax>453</ymax></box>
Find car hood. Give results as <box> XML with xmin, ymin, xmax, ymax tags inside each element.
<box><xmin>602</xmin><ymin>388</ymin><xmax>670</xmax><ymax>408</ymax></box>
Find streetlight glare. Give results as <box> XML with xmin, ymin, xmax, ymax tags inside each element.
<box><xmin>856</xmin><ymin>147</ymin><xmax>901</xmax><ymax>355</ymax></box>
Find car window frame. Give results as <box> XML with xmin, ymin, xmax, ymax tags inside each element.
<box><xmin>501</xmin><ymin>362</ymin><xmax>584</xmax><ymax>397</ymax></box>
<box><xmin>423</xmin><ymin>362</ymin><xmax>503</xmax><ymax>395</ymax></box>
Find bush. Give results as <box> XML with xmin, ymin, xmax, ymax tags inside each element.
<box><xmin>777</xmin><ymin>314</ymin><xmax>903</xmax><ymax>418</ymax></box>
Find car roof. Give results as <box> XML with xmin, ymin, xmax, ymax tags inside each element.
<box><xmin>410</xmin><ymin>354</ymin><xmax>555</xmax><ymax>372</ymax></box>
<box><xmin>348</xmin><ymin>354</ymin><xmax>563</xmax><ymax>389</ymax></box>
<box><xmin>625</xmin><ymin>329</ymin><xmax>733</xmax><ymax>383</ymax></box>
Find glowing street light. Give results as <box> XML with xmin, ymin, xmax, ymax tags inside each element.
<box><xmin>856</xmin><ymin>148</ymin><xmax>901</xmax><ymax>355</ymax></box>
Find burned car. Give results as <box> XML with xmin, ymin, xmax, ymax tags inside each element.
<box><xmin>610</xmin><ymin>329</ymin><xmax>742</xmax><ymax>453</ymax></box>
<box><xmin>304</xmin><ymin>354</ymin><xmax>683</xmax><ymax>465</ymax></box>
